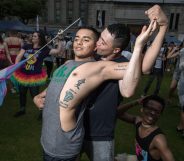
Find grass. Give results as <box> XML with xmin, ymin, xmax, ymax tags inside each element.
<box><xmin>0</xmin><ymin>72</ymin><xmax>183</xmax><ymax>161</ymax></box>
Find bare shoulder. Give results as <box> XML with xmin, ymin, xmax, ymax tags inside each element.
<box><xmin>152</xmin><ymin>133</ymin><xmax>168</xmax><ymax>149</ymax></box>
<box><xmin>64</xmin><ymin>60</ymin><xmax>72</xmax><ymax>64</ymax></box>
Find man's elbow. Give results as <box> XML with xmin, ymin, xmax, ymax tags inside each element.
<box><xmin>142</xmin><ymin>68</ymin><xmax>151</xmax><ymax>75</ymax></box>
<box><xmin>121</xmin><ymin>90</ymin><xmax>134</xmax><ymax>98</ymax></box>
<box><xmin>142</xmin><ymin>71</ymin><xmax>151</xmax><ymax>75</ymax></box>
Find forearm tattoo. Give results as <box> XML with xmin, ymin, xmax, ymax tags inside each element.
<box><xmin>59</xmin><ymin>79</ymin><xmax>86</xmax><ymax>108</ymax></box>
<box><xmin>114</xmin><ymin>64</ymin><xmax>127</xmax><ymax>71</ymax></box>
<box><xmin>59</xmin><ymin>101</ymin><xmax>69</xmax><ymax>108</ymax></box>
<box><xmin>63</xmin><ymin>90</ymin><xmax>74</xmax><ymax>102</ymax></box>
<box><xmin>59</xmin><ymin>89</ymin><xmax>75</xmax><ymax>108</ymax></box>
<box><xmin>75</xmin><ymin>79</ymin><xmax>86</xmax><ymax>90</ymax></box>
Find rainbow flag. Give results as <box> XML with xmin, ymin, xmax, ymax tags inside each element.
<box><xmin>0</xmin><ymin>59</ymin><xmax>27</xmax><ymax>106</ymax></box>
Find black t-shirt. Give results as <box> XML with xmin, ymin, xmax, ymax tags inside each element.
<box><xmin>20</xmin><ymin>44</ymin><xmax>50</xmax><ymax>75</ymax></box>
<box><xmin>83</xmin><ymin>56</ymin><xmax>129</xmax><ymax>141</ymax></box>
<box><xmin>135</xmin><ymin>122</ymin><xmax>163</xmax><ymax>161</ymax></box>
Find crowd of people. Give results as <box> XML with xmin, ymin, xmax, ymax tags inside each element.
<box><xmin>1</xmin><ymin>29</ymin><xmax>74</xmax><ymax>116</ymax></box>
<box><xmin>0</xmin><ymin>4</ymin><xmax>183</xmax><ymax>161</ymax></box>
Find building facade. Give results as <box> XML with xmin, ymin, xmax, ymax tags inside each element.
<box><xmin>44</xmin><ymin>0</ymin><xmax>184</xmax><ymax>39</ymax></box>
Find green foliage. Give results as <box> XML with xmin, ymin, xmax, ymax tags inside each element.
<box><xmin>0</xmin><ymin>0</ymin><xmax>46</xmax><ymax>24</ymax></box>
<box><xmin>0</xmin><ymin>73</ymin><xmax>183</xmax><ymax>161</ymax></box>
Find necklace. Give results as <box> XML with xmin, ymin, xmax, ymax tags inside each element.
<box><xmin>141</xmin><ymin>122</ymin><xmax>152</xmax><ymax>128</ymax></box>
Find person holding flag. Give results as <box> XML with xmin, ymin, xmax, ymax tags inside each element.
<box><xmin>11</xmin><ymin>31</ymin><xmax>62</xmax><ymax>117</ymax></box>
<box><xmin>0</xmin><ymin>18</ymin><xmax>81</xmax><ymax>108</ymax></box>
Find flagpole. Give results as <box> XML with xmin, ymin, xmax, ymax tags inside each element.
<box><xmin>36</xmin><ymin>15</ymin><xmax>39</xmax><ymax>31</ymax></box>
<box><xmin>29</xmin><ymin>18</ymin><xmax>81</xmax><ymax>59</ymax></box>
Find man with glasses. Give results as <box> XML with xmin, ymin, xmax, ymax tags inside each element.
<box><xmin>118</xmin><ymin>95</ymin><xmax>175</xmax><ymax>161</ymax></box>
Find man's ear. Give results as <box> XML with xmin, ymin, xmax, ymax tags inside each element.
<box><xmin>113</xmin><ymin>48</ymin><xmax>121</xmax><ymax>54</ymax></box>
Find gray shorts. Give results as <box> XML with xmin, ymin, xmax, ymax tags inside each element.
<box><xmin>82</xmin><ymin>140</ymin><xmax>114</xmax><ymax>161</ymax></box>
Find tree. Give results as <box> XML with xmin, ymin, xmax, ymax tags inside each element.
<box><xmin>0</xmin><ymin>0</ymin><xmax>46</xmax><ymax>24</ymax></box>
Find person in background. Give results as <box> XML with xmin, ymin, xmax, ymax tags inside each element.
<box><xmin>65</xmin><ymin>36</ymin><xmax>73</xmax><ymax>60</ymax></box>
<box><xmin>166</xmin><ymin>43</ymin><xmax>181</xmax><ymax>104</ymax></box>
<box><xmin>44</xmin><ymin>36</ymin><xmax>54</xmax><ymax>80</ymax></box>
<box><xmin>175</xmin><ymin>42</ymin><xmax>184</xmax><ymax>136</ymax></box>
<box><xmin>0</xmin><ymin>34</ymin><xmax>12</xmax><ymax>69</ymax></box>
<box><xmin>118</xmin><ymin>95</ymin><xmax>175</xmax><ymax>161</ymax></box>
<box><xmin>12</xmin><ymin>31</ymin><xmax>62</xmax><ymax>118</ymax></box>
<box><xmin>4</xmin><ymin>31</ymin><xmax>23</xmax><ymax>64</ymax></box>
<box><xmin>4</xmin><ymin>31</ymin><xmax>23</xmax><ymax>93</ymax></box>
<box><xmin>22</xmin><ymin>34</ymin><xmax>32</xmax><ymax>45</ymax></box>
<box><xmin>165</xmin><ymin>42</ymin><xmax>175</xmax><ymax>72</ymax></box>
<box><xmin>142</xmin><ymin>42</ymin><xmax>167</xmax><ymax>96</ymax></box>
<box><xmin>55</xmin><ymin>37</ymin><xmax>66</xmax><ymax>68</ymax></box>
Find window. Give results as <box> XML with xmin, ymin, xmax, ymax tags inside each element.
<box><xmin>55</xmin><ymin>0</ymin><xmax>61</xmax><ymax>23</ymax></box>
<box><xmin>169</xmin><ymin>13</ymin><xmax>180</xmax><ymax>31</ymax></box>
<box><xmin>67</xmin><ymin>0</ymin><xmax>73</xmax><ymax>23</ymax></box>
<box><xmin>96</xmin><ymin>10</ymin><xmax>105</xmax><ymax>28</ymax></box>
<box><xmin>169</xmin><ymin>13</ymin><xmax>174</xmax><ymax>30</ymax></box>
<box><xmin>175</xmin><ymin>13</ymin><xmax>180</xmax><ymax>30</ymax></box>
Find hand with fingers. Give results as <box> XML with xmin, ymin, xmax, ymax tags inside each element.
<box><xmin>135</xmin><ymin>20</ymin><xmax>157</xmax><ymax>49</ymax></box>
<box><xmin>145</xmin><ymin>5</ymin><xmax>168</xmax><ymax>27</ymax></box>
<box><xmin>33</xmin><ymin>91</ymin><xmax>46</xmax><ymax>109</ymax></box>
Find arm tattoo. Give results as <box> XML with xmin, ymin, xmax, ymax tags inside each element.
<box><xmin>114</xmin><ymin>67</ymin><xmax>127</xmax><ymax>71</ymax></box>
<box><xmin>59</xmin><ymin>90</ymin><xmax>73</xmax><ymax>109</ymax></box>
<box><xmin>59</xmin><ymin>101</ymin><xmax>69</xmax><ymax>108</ymax></box>
<box><xmin>63</xmin><ymin>90</ymin><xmax>74</xmax><ymax>102</ymax></box>
<box><xmin>59</xmin><ymin>79</ymin><xmax>86</xmax><ymax>108</ymax></box>
<box><xmin>60</xmin><ymin>88</ymin><xmax>77</xmax><ymax>108</ymax></box>
<box><xmin>114</xmin><ymin>64</ymin><xmax>127</xmax><ymax>71</ymax></box>
<box><xmin>114</xmin><ymin>68</ymin><xmax>126</xmax><ymax>71</ymax></box>
<box><xmin>75</xmin><ymin>79</ymin><xmax>86</xmax><ymax>90</ymax></box>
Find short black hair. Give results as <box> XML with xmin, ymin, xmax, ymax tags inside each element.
<box><xmin>107</xmin><ymin>23</ymin><xmax>130</xmax><ymax>52</ymax></box>
<box><xmin>77</xmin><ymin>26</ymin><xmax>100</xmax><ymax>42</ymax></box>
<box><xmin>142</xmin><ymin>95</ymin><xmax>165</xmax><ymax>113</ymax></box>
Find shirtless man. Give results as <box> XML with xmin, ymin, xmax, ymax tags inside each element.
<box><xmin>40</xmin><ymin>20</ymin><xmax>156</xmax><ymax>160</ymax></box>
<box><xmin>118</xmin><ymin>95</ymin><xmax>175</xmax><ymax>161</ymax></box>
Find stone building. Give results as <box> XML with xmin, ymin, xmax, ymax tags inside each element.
<box><xmin>44</xmin><ymin>0</ymin><xmax>184</xmax><ymax>39</ymax></box>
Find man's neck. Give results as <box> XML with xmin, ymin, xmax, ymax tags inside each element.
<box><xmin>141</xmin><ymin>122</ymin><xmax>152</xmax><ymax>128</ymax></box>
<box><xmin>141</xmin><ymin>122</ymin><xmax>156</xmax><ymax>129</ymax></box>
<box><xmin>75</xmin><ymin>56</ymin><xmax>94</xmax><ymax>61</ymax></box>
<box><xmin>33</xmin><ymin>43</ymin><xmax>40</xmax><ymax>48</ymax></box>
<box><xmin>101</xmin><ymin>53</ymin><xmax>121</xmax><ymax>61</ymax></box>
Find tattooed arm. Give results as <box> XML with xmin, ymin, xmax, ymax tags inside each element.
<box><xmin>57</xmin><ymin>21</ymin><xmax>157</xmax><ymax>129</ymax></box>
<box><xmin>57</xmin><ymin>60</ymin><xmax>129</xmax><ymax>131</ymax></box>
